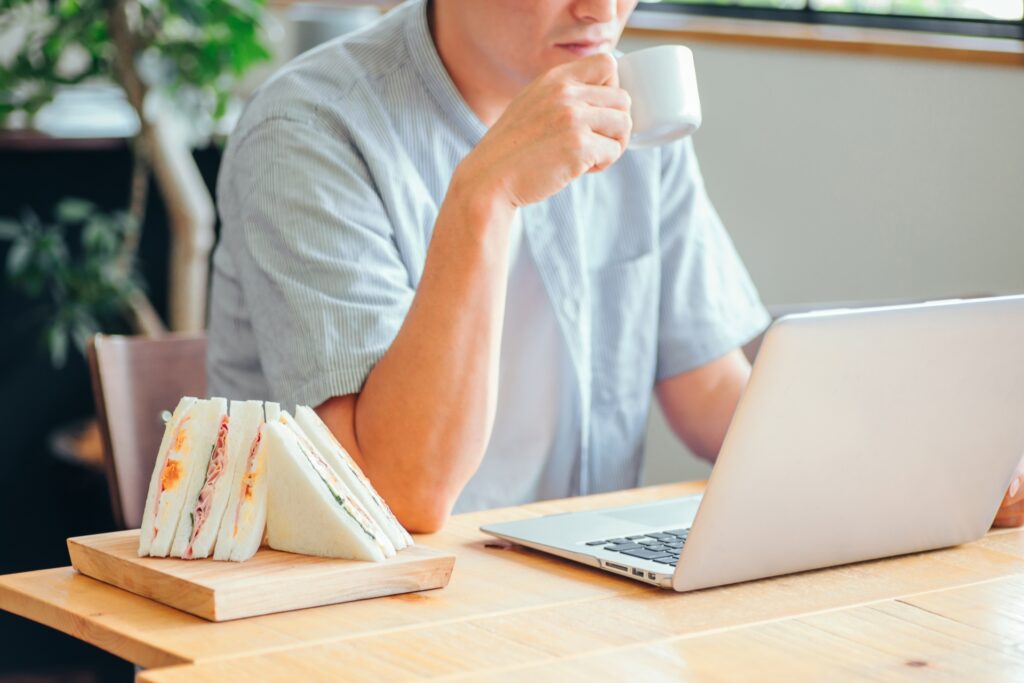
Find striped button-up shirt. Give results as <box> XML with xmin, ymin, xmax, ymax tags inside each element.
<box><xmin>207</xmin><ymin>0</ymin><xmax>770</xmax><ymax>510</ymax></box>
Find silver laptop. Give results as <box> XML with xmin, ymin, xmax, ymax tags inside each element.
<box><xmin>482</xmin><ymin>295</ymin><xmax>1024</xmax><ymax>591</ymax></box>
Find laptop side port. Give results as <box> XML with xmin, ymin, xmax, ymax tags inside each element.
<box><xmin>632</xmin><ymin>568</ymin><xmax>644</xmax><ymax>577</ymax></box>
<box><xmin>605</xmin><ymin>561</ymin><xmax>629</xmax><ymax>572</ymax></box>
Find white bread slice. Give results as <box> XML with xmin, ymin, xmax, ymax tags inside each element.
<box><xmin>265</xmin><ymin>419</ymin><xmax>394</xmax><ymax>561</ymax></box>
<box><xmin>138</xmin><ymin>396</ymin><xmax>198</xmax><ymax>556</ymax></box>
<box><xmin>222</xmin><ymin>401</ymin><xmax>279</xmax><ymax>561</ymax></box>
<box><xmin>148</xmin><ymin>398</ymin><xmax>225</xmax><ymax>557</ymax></box>
<box><xmin>211</xmin><ymin>401</ymin><xmax>265</xmax><ymax>560</ymax></box>
<box><xmin>293</xmin><ymin>405</ymin><xmax>413</xmax><ymax>549</ymax></box>
<box><xmin>259</xmin><ymin>402</ymin><xmax>280</xmax><ymax>555</ymax></box>
<box><xmin>258</xmin><ymin>400</ymin><xmax>280</xmax><ymax>558</ymax></box>
<box><xmin>184</xmin><ymin>400</ymin><xmax>263</xmax><ymax>559</ymax></box>
<box><xmin>212</xmin><ymin>401</ymin><xmax>271</xmax><ymax>561</ymax></box>
<box><xmin>168</xmin><ymin>398</ymin><xmax>229</xmax><ymax>557</ymax></box>
<box><xmin>276</xmin><ymin>412</ymin><xmax>393</xmax><ymax>558</ymax></box>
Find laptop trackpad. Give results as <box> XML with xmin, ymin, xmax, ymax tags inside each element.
<box><xmin>599</xmin><ymin>495</ymin><xmax>702</xmax><ymax>529</ymax></box>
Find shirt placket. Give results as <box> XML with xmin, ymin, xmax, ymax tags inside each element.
<box><xmin>522</xmin><ymin>193</ymin><xmax>592</xmax><ymax>497</ymax></box>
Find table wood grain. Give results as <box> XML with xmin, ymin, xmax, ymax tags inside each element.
<box><xmin>136</xmin><ymin>575</ymin><xmax>1024</xmax><ymax>682</ymax></box>
<box><xmin>2</xmin><ymin>481</ymin><xmax>1023</xmax><ymax>679</ymax></box>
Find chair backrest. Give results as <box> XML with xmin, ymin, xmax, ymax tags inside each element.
<box><xmin>87</xmin><ymin>333</ymin><xmax>207</xmax><ymax>529</ymax></box>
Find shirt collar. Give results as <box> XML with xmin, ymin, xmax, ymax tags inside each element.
<box><xmin>404</xmin><ymin>0</ymin><xmax>488</xmax><ymax>145</ymax></box>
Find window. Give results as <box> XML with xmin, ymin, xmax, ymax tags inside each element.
<box><xmin>638</xmin><ymin>0</ymin><xmax>1024</xmax><ymax>38</ymax></box>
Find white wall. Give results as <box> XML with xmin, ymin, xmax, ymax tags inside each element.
<box><xmin>622</xmin><ymin>36</ymin><xmax>1024</xmax><ymax>486</ymax></box>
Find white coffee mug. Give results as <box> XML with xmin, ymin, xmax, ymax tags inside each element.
<box><xmin>616</xmin><ymin>45</ymin><xmax>702</xmax><ymax>148</ymax></box>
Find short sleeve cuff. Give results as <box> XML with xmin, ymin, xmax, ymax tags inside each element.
<box><xmin>283</xmin><ymin>368</ymin><xmax>369</xmax><ymax>412</ymax></box>
<box><xmin>655</xmin><ymin>304</ymin><xmax>771</xmax><ymax>382</ymax></box>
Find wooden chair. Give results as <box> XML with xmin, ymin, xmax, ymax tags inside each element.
<box><xmin>86</xmin><ymin>333</ymin><xmax>207</xmax><ymax>530</ymax></box>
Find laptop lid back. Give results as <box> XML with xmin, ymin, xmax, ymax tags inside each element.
<box><xmin>674</xmin><ymin>296</ymin><xmax>1024</xmax><ymax>592</ymax></box>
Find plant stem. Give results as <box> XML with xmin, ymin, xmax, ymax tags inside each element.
<box><xmin>128</xmin><ymin>290</ymin><xmax>166</xmax><ymax>337</ymax></box>
<box><xmin>108</xmin><ymin>0</ymin><xmax>166</xmax><ymax>337</ymax></box>
<box><xmin>120</xmin><ymin>138</ymin><xmax>148</xmax><ymax>276</ymax></box>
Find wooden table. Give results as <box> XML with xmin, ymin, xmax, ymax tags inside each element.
<box><xmin>3</xmin><ymin>482</ymin><xmax>1024</xmax><ymax>681</ymax></box>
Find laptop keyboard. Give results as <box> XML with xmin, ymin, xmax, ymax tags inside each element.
<box><xmin>585</xmin><ymin>529</ymin><xmax>689</xmax><ymax>567</ymax></box>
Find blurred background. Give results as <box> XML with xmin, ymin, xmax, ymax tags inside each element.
<box><xmin>0</xmin><ymin>0</ymin><xmax>1022</xmax><ymax>680</ymax></box>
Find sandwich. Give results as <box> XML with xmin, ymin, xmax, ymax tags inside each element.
<box><xmin>264</xmin><ymin>416</ymin><xmax>396</xmax><ymax>561</ymax></box>
<box><xmin>213</xmin><ymin>402</ymin><xmax>279</xmax><ymax>561</ymax></box>
<box><xmin>182</xmin><ymin>400</ymin><xmax>264</xmax><ymax>559</ymax></box>
<box><xmin>138</xmin><ymin>396</ymin><xmax>196</xmax><ymax>556</ymax></box>
<box><xmin>293</xmin><ymin>405</ymin><xmax>413</xmax><ymax>550</ymax></box>
<box><xmin>139</xmin><ymin>398</ymin><xmax>410</xmax><ymax>564</ymax></box>
<box><xmin>138</xmin><ymin>397</ymin><xmax>228</xmax><ymax>557</ymax></box>
<box><xmin>168</xmin><ymin>398</ymin><xmax>229</xmax><ymax>557</ymax></box>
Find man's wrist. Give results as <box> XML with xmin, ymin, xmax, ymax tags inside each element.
<box><xmin>446</xmin><ymin>164</ymin><xmax>518</xmax><ymax>240</ymax></box>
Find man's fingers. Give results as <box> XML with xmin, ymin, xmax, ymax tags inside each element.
<box><xmin>581</xmin><ymin>107</ymin><xmax>631</xmax><ymax>149</ymax></box>
<box><xmin>561</xmin><ymin>52</ymin><xmax>619</xmax><ymax>87</ymax></box>
<box><xmin>1005</xmin><ymin>472</ymin><xmax>1024</xmax><ymax>506</ymax></box>
<box><xmin>575</xmin><ymin>84</ymin><xmax>631</xmax><ymax>112</ymax></box>
<box><xmin>585</xmin><ymin>132</ymin><xmax>626</xmax><ymax>174</ymax></box>
<box><xmin>993</xmin><ymin>496</ymin><xmax>1024</xmax><ymax>528</ymax></box>
<box><xmin>574</xmin><ymin>106</ymin><xmax>631</xmax><ymax>174</ymax></box>
<box><xmin>993</xmin><ymin>460</ymin><xmax>1024</xmax><ymax>528</ymax></box>
<box><xmin>1005</xmin><ymin>453</ymin><xmax>1024</xmax><ymax>505</ymax></box>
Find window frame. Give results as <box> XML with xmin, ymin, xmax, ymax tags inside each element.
<box><xmin>635</xmin><ymin>1</ymin><xmax>1024</xmax><ymax>40</ymax></box>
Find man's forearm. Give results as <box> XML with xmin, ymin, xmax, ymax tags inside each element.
<box><xmin>655</xmin><ymin>349</ymin><xmax>752</xmax><ymax>463</ymax></box>
<box><xmin>314</xmin><ymin>52</ymin><xmax>632</xmax><ymax>532</ymax></box>
<box><xmin>318</xmin><ymin>172</ymin><xmax>515</xmax><ymax>532</ymax></box>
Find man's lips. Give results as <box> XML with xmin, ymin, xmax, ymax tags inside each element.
<box><xmin>555</xmin><ymin>40</ymin><xmax>612</xmax><ymax>57</ymax></box>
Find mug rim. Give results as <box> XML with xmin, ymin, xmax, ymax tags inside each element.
<box><xmin>616</xmin><ymin>44</ymin><xmax>693</xmax><ymax>63</ymax></box>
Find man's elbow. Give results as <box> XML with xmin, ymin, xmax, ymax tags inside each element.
<box><xmin>399</xmin><ymin>511</ymin><xmax>449</xmax><ymax>535</ymax></box>
<box><xmin>388</xmin><ymin>488</ymin><xmax>457</xmax><ymax>534</ymax></box>
<box><xmin>687</xmin><ymin>440</ymin><xmax>720</xmax><ymax>465</ymax></box>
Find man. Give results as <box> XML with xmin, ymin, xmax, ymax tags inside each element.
<box><xmin>208</xmin><ymin>0</ymin><xmax>1024</xmax><ymax>532</ymax></box>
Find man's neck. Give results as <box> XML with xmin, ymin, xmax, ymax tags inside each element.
<box><xmin>428</xmin><ymin>2</ymin><xmax>523</xmax><ymax>127</ymax></box>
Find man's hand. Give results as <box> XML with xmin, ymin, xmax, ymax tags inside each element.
<box><xmin>456</xmin><ymin>52</ymin><xmax>631</xmax><ymax>209</ymax></box>
<box><xmin>993</xmin><ymin>454</ymin><xmax>1024</xmax><ymax>528</ymax></box>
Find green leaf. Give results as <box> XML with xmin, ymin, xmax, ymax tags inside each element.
<box><xmin>34</xmin><ymin>230</ymin><xmax>70</xmax><ymax>272</ymax></box>
<box><xmin>250</xmin><ymin>42</ymin><xmax>271</xmax><ymax>64</ymax></box>
<box><xmin>43</xmin><ymin>34</ymin><xmax>67</xmax><ymax>64</ymax></box>
<box><xmin>7</xmin><ymin>238</ymin><xmax>32</xmax><ymax>278</ymax></box>
<box><xmin>19</xmin><ymin>208</ymin><xmax>41</xmax><ymax>234</ymax></box>
<box><xmin>56</xmin><ymin>198</ymin><xmax>95</xmax><ymax>224</ymax></box>
<box><xmin>57</xmin><ymin>0</ymin><xmax>80</xmax><ymax>19</ymax></box>
<box><xmin>114</xmin><ymin>210</ymin><xmax>137</xmax><ymax>238</ymax></box>
<box><xmin>71</xmin><ymin>317</ymin><xmax>96</xmax><ymax>354</ymax></box>
<box><xmin>46</xmin><ymin>320</ymin><xmax>69</xmax><ymax>368</ymax></box>
<box><xmin>213</xmin><ymin>90</ymin><xmax>228</xmax><ymax>119</ymax></box>
<box><xmin>0</xmin><ymin>219</ymin><xmax>22</xmax><ymax>240</ymax></box>
<box><xmin>83</xmin><ymin>216</ymin><xmax>117</xmax><ymax>255</ymax></box>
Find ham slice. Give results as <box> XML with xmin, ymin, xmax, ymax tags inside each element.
<box><xmin>183</xmin><ymin>416</ymin><xmax>230</xmax><ymax>559</ymax></box>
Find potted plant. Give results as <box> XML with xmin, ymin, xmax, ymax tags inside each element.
<box><xmin>0</xmin><ymin>0</ymin><xmax>274</xmax><ymax>342</ymax></box>
<box><xmin>0</xmin><ymin>0</ymin><xmax>274</xmax><ymax>489</ymax></box>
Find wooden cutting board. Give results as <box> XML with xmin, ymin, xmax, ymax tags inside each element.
<box><xmin>67</xmin><ymin>530</ymin><xmax>455</xmax><ymax>621</ymax></box>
